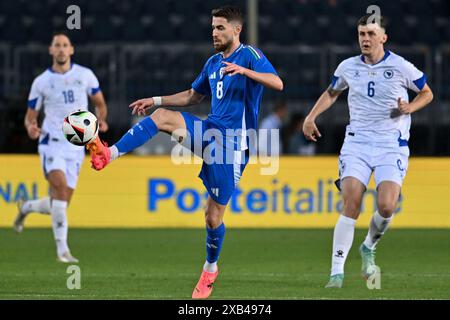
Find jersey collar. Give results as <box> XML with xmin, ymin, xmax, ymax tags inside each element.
<box><xmin>221</xmin><ymin>43</ymin><xmax>244</xmax><ymax>60</ymax></box>
<box><xmin>48</xmin><ymin>62</ymin><xmax>74</xmax><ymax>74</ymax></box>
<box><xmin>360</xmin><ymin>50</ymin><xmax>390</xmax><ymax>66</ymax></box>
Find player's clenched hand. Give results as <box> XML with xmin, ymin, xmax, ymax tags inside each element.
<box><xmin>129</xmin><ymin>98</ymin><xmax>155</xmax><ymax>116</ymax></box>
<box><xmin>26</xmin><ymin>121</ymin><xmax>41</xmax><ymax>140</ymax></box>
<box><xmin>222</xmin><ymin>61</ymin><xmax>246</xmax><ymax>76</ymax></box>
<box><xmin>390</xmin><ymin>97</ymin><xmax>412</xmax><ymax>118</ymax></box>
<box><xmin>302</xmin><ymin>116</ymin><xmax>321</xmax><ymax>142</ymax></box>
<box><xmin>397</xmin><ymin>97</ymin><xmax>412</xmax><ymax>114</ymax></box>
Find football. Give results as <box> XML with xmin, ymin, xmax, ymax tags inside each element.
<box><xmin>62</xmin><ymin>110</ymin><xmax>99</xmax><ymax>146</ymax></box>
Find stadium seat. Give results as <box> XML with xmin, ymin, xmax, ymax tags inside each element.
<box><xmin>29</xmin><ymin>19</ymin><xmax>54</xmax><ymax>43</ymax></box>
<box><xmin>113</xmin><ymin>0</ymin><xmax>144</xmax><ymax>17</ymax></box>
<box><xmin>87</xmin><ymin>0</ymin><xmax>109</xmax><ymax>15</ymax></box>
<box><xmin>298</xmin><ymin>19</ymin><xmax>326</xmax><ymax>45</ymax></box>
<box><xmin>0</xmin><ymin>0</ymin><xmax>23</xmax><ymax>17</ymax></box>
<box><xmin>435</xmin><ymin>125</ymin><xmax>450</xmax><ymax>155</ymax></box>
<box><xmin>1</xmin><ymin>18</ymin><xmax>28</xmax><ymax>44</ymax></box>
<box><xmin>326</xmin><ymin>14</ymin><xmax>355</xmax><ymax>45</ymax></box>
<box><xmin>142</xmin><ymin>0</ymin><xmax>170</xmax><ymax>19</ymax></box>
<box><xmin>120</xmin><ymin>18</ymin><xmax>147</xmax><ymax>42</ymax></box>
<box><xmin>90</xmin><ymin>17</ymin><xmax>116</xmax><ymax>42</ymax></box>
<box><xmin>0</xmin><ymin>0</ymin><xmax>449</xmax><ymax>114</ymax></box>
<box><xmin>415</xmin><ymin>18</ymin><xmax>439</xmax><ymax>45</ymax></box>
<box><xmin>443</xmin><ymin>23</ymin><xmax>450</xmax><ymax>41</ymax></box>
<box><xmin>388</xmin><ymin>23</ymin><xmax>410</xmax><ymax>45</ymax></box>
<box><xmin>407</xmin><ymin>1</ymin><xmax>434</xmax><ymax>17</ymax></box>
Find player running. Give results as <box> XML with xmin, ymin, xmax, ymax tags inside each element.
<box><xmin>86</xmin><ymin>6</ymin><xmax>283</xmax><ymax>298</ymax></box>
<box><xmin>302</xmin><ymin>14</ymin><xmax>433</xmax><ymax>288</ymax></box>
<box><xmin>16</xmin><ymin>32</ymin><xmax>109</xmax><ymax>263</ymax></box>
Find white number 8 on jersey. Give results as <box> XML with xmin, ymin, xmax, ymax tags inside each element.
<box><xmin>216</xmin><ymin>81</ymin><xmax>223</xmax><ymax>99</ymax></box>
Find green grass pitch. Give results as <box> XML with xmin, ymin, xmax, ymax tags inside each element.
<box><xmin>0</xmin><ymin>228</ymin><xmax>449</xmax><ymax>299</ymax></box>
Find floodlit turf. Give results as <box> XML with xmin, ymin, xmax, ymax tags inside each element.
<box><xmin>0</xmin><ymin>228</ymin><xmax>449</xmax><ymax>300</ymax></box>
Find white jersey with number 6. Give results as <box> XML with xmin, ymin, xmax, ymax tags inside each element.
<box><xmin>330</xmin><ymin>50</ymin><xmax>426</xmax><ymax>146</ymax></box>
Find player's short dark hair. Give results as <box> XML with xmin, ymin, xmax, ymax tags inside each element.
<box><xmin>212</xmin><ymin>6</ymin><xmax>244</xmax><ymax>25</ymax></box>
<box><xmin>357</xmin><ymin>14</ymin><xmax>387</xmax><ymax>31</ymax></box>
<box><xmin>51</xmin><ymin>31</ymin><xmax>72</xmax><ymax>45</ymax></box>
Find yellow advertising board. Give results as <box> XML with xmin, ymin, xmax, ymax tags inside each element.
<box><xmin>1</xmin><ymin>155</ymin><xmax>449</xmax><ymax>228</ymax></box>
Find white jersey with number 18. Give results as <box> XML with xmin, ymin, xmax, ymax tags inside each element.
<box><xmin>27</xmin><ymin>63</ymin><xmax>100</xmax><ymax>153</ymax></box>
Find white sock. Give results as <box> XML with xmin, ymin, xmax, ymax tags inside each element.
<box><xmin>203</xmin><ymin>261</ymin><xmax>218</xmax><ymax>273</ymax></box>
<box><xmin>51</xmin><ymin>200</ymin><xmax>69</xmax><ymax>256</ymax></box>
<box><xmin>109</xmin><ymin>145</ymin><xmax>123</xmax><ymax>161</ymax></box>
<box><xmin>363</xmin><ymin>210</ymin><xmax>393</xmax><ymax>250</ymax></box>
<box><xmin>331</xmin><ymin>215</ymin><xmax>356</xmax><ymax>276</ymax></box>
<box><xmin>21</xmin><ymin>197</ymin><xmax>51</xmax><ymax>215</ymax></box>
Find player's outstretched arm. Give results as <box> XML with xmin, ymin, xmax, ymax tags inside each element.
<box><xmin>222</xmin><ymin>61</ymin><xmax>283</xmax><ymax>91</ymax></box>
<box><xmin>129</xmin><ymin>89</ymin><xmax>205</xmax><ymax>116</ymax></box>
<box><xmin>391</xmin><ymin>84</ymin><xmax>434</xmax><ymax>118</ymax></box>
<box><xmin>24</xmin><ymin>108</ymin><xmax>41</xmax><ymax>140</ymax></box>
<box><xmin>303</xmin><ymin>87</ymin><xmax>342</xmax><ymax>142</ymax></box>
<box><xmin>89</xmin><ymin>91</ymin><xmax>109</xmax><ymax>132</ymax></box>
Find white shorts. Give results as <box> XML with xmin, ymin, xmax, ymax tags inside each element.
<box><xmin>38</xmin><ymin>144</ymin><xmax>85</xmax><ymax>189</ymax></box>
<box><xmin>338</xmin><ymin>136</ymin><xmax>409</xmax><ymax>188</ymax></box>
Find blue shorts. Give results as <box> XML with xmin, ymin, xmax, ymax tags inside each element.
<box><xmin>181</xmin><ymin>112</ymin><xmax>249</xmax><ymax>205</ymax></box>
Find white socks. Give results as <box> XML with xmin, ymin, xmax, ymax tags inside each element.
<box><xmin>331</xmin><ymin>215</ymin><xmax>356</xmax><ymax>276</ymax></box>
<box><xmin>110</xmin><ymin>145</ymin><xmax>123</xmax><ymax>161</ymax></box>
<box><xmin>51</xmin><ymin>200</ymin><xmax>69</xmax><ymax>256</ymax></box>
<box><xmin>330</xmin><ymin>211</ymin><xmax>393</xmax><ymax>276</ymax></box>
<box><xmin>21</xmin><ymin>197</ymin><xmax>51</xmax><ymax>215</ymax></box>
<box><xmin>363</xmin><ymin>210</ymin><xmax>393</xmax><ymax>250</ymax></box>
<box><xmin>329</xmin><ymin>211</ymin><xmax>393</xmax><ymax>276</ymax></box>
<box><xmin>203</xmin><ymin>261</ymin><xmax>218</xmax><ymax>273</ymax></box>
<box><xmin>21</xmin><ymin>197</ymin><xmax>73</xmax><ymax>257</ymax></box>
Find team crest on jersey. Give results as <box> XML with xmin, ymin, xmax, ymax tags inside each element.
<box><xmin>384</xmin><ymin>69</ymin><xmax>394</xmax><ymax>79</ymax></box>
<box><xmin>219</xmin><ymin>67</ymin><xmax>226</xmax><ymax>79</ymax></box>
<box><xmin>353</xmin><ymin>70</ymin><xmax>360</xmax><ymax>79</ymax></box>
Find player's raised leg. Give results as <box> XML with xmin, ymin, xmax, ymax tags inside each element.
<box><xmin>192</xmin><ymin>197</ymin><xmax>226</xmax><ymax>299</ymax></box>
<box><xmin>87</xmin><ymin>108</ymin><xmax>186</xmax><ymax>170</ymax></box>
<box><xmin>13</xmin><ymin>196</ymin><xmax>51</xmax><ymax>233</ymax></box>
<box><xmin>47</xmin><ymin>170</ymin><xmax>78</xmax><ymax>263</ymax></box>
<box><xmin>326</xmin><ymin>177</ymin><xmax>365</xmax><ymax>288</ymax></box>
<box><xmin>360</xmin><ymin>181</ymin><xmax>400</xmax><ymax>278</ymax></box>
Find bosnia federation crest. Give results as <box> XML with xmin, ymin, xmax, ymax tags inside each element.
<box><xmin>384</xmin><ymin>69</ymin><xmax>394</xmax><ymax>79</ymax></box>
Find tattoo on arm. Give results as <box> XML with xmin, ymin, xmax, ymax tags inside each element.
<box><xmin>326</xmin><ymin>85</ymin><xmax>341</xmax><ymax>97</ymax></box>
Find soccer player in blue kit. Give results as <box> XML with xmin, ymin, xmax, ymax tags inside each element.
<box><xmin>87</xmin><ymin>6</ymin><xmax>283</xmax><ymax>298</ymax></box>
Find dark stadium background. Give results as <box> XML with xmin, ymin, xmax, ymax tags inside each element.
<box><xmin>1</xmin><ymin>0</ymin><xmax>450</xmax><ymax>302</ymax></box>
<box><xmin>0</xmin><ymin>0</ymin><xmax>449</xmax><ymax>155</ymax></box>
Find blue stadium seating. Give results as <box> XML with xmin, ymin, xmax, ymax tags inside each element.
<box><xmin>0</xmin><ymin>0</ymin><xmax>448</xmax><ymax>103</ymax></box>
<box><xmin>0</xmin><ymin>0</ymin><xmax>448</xmax><ymax>46</ymax></box>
